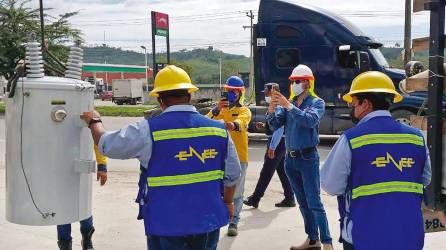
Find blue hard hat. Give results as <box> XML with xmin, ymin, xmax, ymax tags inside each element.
<box><xmin>224</xmin><ymin>76</ymin><xmax>245</xmax><ymax>90</ymax></box>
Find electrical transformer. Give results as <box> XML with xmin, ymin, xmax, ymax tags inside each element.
<box><xmin>5</xmin><ymin>42</ymin><xmax>96</xmax><ymax>225</ymax></box>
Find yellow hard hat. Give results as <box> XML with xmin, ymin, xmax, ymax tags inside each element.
<box><xmin>149</xmin><ymin>65</ymin><xmax>198</xmax><ymax>97</ymax></box>
<box><xmin>342</xmin><ymin>71</ymin><xmax>403</xmax><ymax>103</ymax></box>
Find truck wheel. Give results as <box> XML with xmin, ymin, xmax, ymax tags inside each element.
<box><xmin>116</xmin><ymin>101</ymin><xmax>123</xmax><ymax>105</ymax></box>
<box><xmin>391</xmin><ymin>109</ymin><xmax>415</xmax><ymax>125</ymax></box>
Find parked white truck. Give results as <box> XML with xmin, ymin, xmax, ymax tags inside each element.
<box><xmin>112</xmin><ymin>79</ymin><xmax>143</xmax><ymax>105</ymax></box>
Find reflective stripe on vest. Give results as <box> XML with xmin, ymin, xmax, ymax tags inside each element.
<box><xmin>351</xmin><ymin>181</ymin><xmax>423</xmax><ymax>199</ymax></box>
<box><xmin>349</xmin><ymin>133</ymin><xmax>424</xmax><ymax>150</ymax></box>
<box><xmin>152</xmin><ymin>127</ymin><xmax>227</xmax><ymax>141</ymax></box>
<box><xmin>147</xmin><ymin>169</ymin><xmax>224</xmax><ymax>187</ymax></box>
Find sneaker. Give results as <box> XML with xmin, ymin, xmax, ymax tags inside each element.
<box><xmin>57</xmin><ymin>240</ymin><xmax>72</xmax><ymax>250</ymax></box>
<box><xmin>81</xmin><ymin>228</ymin><xmax>95</xmax><ymax>250</ymax></box>
<box><xmin>243</xmin><ymin>195</ymin><xmax>260</xmax><ymax>208</ymax></box>
<box><xmin>227</xmin><ymin>223</ymin><xmax>238</xmax><ymax>237</ymax></box>
<box><xmin>275</xmin><ymin>198</ymin><xmax>296</xmax><ymax>207</ymax></box>
<box><xmin>290</xmin><ymin>238</ymin><xmax>321</xmax><ymax>250</ymax></box>
<box><xmin>322</xmin><ymin>243</ymin><xmax>334</xmax><ymax>250</ymax></box>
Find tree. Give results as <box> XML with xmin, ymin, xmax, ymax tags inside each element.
<box><xmin>171</xmin><ymin>60</ymin><xmax>193</xmax><ymax>78</ymax></box>
<box><xmin>0</xmin><ymin>0</ymin><xmax>82</xmax><ymax>80</ymax></box>
<box><xmin>221</xmin><ymin>61</ymin><xmax>240</xmax><ymax>82</ymax></box>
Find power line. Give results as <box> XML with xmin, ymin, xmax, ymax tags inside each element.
<box><xmin>70</xmin><ymin>8</ymin><xmax>429</xmax><ymax>27</ymax></box>
<box><xmin>71</xmin><ymin>10</ymin><xmax>253</xmax><ymax>26</ymax></box>
<box><xmin>72</xmin><ymin>14</ymin><xmax>249</xmax><ymax>27</ymax></box>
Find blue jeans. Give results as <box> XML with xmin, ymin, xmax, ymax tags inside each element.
<box><xmin>57</xmin><ymin>216</ymin><xmax>93</xmax><ymax>241</ymax></box>
<box><xmin>252</xmin><ymin>138</ymin><xmax>294</xmax><ymax>201</ymax></box>
<box><xmin>147</xmin><ymin>229</ymin><xmax>220</xmax><ymax>250</ymax></box>
<box><xmin>232</xmin><ymin>162</ymin><xmax>248</xmax><ymax>225</ymax></box>
<box><xmin>285</xmin><ymin>151</ymin><xmax>332</xmax><ymax>244</ymax></box>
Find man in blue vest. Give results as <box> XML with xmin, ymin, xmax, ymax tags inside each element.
<box><xmin>80</xmin><ymin>65</ymin><xmax>241</xmax><ymax>250</ymax></box>
<box><xmin>321</xmin><ymin>71</ymin><xmax>431</xmax><ymax>250</ymax></box>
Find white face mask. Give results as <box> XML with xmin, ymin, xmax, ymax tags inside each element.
<box><xmin>292</xmin><ymin>83</ymin><xmax>304</xmax><ymax>96</ymax></box>
<box><xmin>264</xmin><ymin>96</ymin><xmax>271</xmax><ymax>103</ymax></box>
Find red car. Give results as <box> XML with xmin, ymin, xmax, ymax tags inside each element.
<box><xmin>99</xmin><ymin>91</ymin><xmax>113</xmax><ymax>101</ymax></box>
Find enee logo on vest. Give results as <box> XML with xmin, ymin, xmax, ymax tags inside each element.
<box><xmin>371</xmin><ymin>152</ymin><xmax>415</xmax><ymax>172</ymax></box>
<box><xmin>175</xmin><ymin>146</ymin><xmax>218</xmax><ymax>163</ymax></box>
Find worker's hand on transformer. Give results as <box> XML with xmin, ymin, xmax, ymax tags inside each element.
<box><xmin>97</xmin><ymin>171</ymin><xmax>107</xmax><ymax>186</ymax></box>
<box><xmin>80</xmin><ymin>110</ymin><xmax>101</xmax><ymax>125</ymax></box>
<box><xmin>267</xmin><ymin>149</ymin><xmax>275</xmax><ymax>159</ymax></box>
<box><xmin>217</xmin><ymin>100</ymin><xmax>229</xmax><ymax>110</ymax></box>
<box><xmin>272</xmin><ymin>91</ymin><xmax>292</xmax><ymax>110</ymax></box>
<box><xmin>225</xmin><ymin>202</ymin><xmax>234</xmax><ymax>220</ymax></box>
<box><xmin>224</xmin><ymin>122</ymin><xmax>235</xmax><ymax>131</ymax></box>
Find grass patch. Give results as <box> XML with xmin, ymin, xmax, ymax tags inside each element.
<box><xmin>96</xmin><ymin>105</ymin><xmax>156</xmax><ymax>117</ymax></box>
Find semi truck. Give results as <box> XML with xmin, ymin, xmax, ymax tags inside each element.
<box><xmin>112</xmin><ymin>79</ymin><xmax>144</xmax><ymax>105</ymax></box>
<box><xmin>250</xmin><ymin>0</ymin><xmax>446</xmax><ymax>134</ymax></box>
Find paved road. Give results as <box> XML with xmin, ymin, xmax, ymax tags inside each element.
<box><xmin>0</xmin><ymin>116</ymin><xmax>445</xmax><ymax>249</ymax></box>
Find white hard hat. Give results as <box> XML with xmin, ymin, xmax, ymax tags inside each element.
<box><xmin>289</xmin><ymin>64</ymin><xmax>314</xmax><ymax>81</ymax></box>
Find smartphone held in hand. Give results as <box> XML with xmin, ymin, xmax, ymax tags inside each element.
<box><xmin>271</xmin><ymin>84</ymin><xmax>280</xmax><ymax>93</ymax></box>
<box><xmin>221</xmin><ymin>91</ymin><xmax>228</xmax><ymax>100</ymax></box>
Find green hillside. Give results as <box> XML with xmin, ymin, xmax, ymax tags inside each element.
<box><xmin>83</xmin><ymin>46</ymin><xmax>249</xmax><ymax>85</ymax></box>
<box><xmin>82</xmin><ymin>45</ymin><xmax>431</xmax><ymax>85</ymax></box>
<box><xmin>380</xmin><ymin>47</ymin><xmax>429</xmax><ymax>68</ymax></box>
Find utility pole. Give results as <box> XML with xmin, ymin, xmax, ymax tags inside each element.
<box><xmin>404</xmin><ymin>0</ymin><xmax>412</xmax><ymax>65</ymax></box>
<box><xmin>219</xmin><ymin>57</ymin><xmax>222</xmax><ymax>89</ymax></box>
<box><xmin>39</xmin><ymin>0</ymin><xmax>45</xmax><ymax>49</ymax></box>
<box><xmin>151</xmin><ymin>12</ymin><xmax>157</xmax><ymax>76</ymax></box>
<box><xmin>103</xmin><ymin>31</ymin><xmax>107</xmax><ymax>64</ymax></box>
<box><xmin>426</xmin><ymin>0</ymin><xmax>446</xmax><ymax>210</ymax></box>
<box><xmin>243</xmin><ymin>10</ymin><xmax>255</xmax><ymax>99</ymax></box>
<box><xmin>141</xmin><ymin>45</ymin><xmax>148</xmax><ymax>86</ymax></box>
<box><xmin>103</xmin><ymin>31</ymin><xmax>107</xmax><ymax>85</ymax></box>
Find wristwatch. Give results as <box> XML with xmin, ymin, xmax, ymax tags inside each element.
<box><xmin>88</xmin><ymin>117</ymin><xmax>102</xmax><ymax>128</ymax></box>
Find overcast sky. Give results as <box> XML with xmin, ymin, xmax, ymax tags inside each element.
<box><xmin>35</xmin><ymin>0</ymin><xmax>431</xmax><ymax>56</ymax></box>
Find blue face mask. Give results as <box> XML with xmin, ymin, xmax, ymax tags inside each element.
<box><xmin>227</xmin><ymin>91</ymin><xmax>238</xmax><ymax>103</ymax></box>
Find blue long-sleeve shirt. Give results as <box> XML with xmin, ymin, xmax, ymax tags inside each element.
<box><xmin>269</xmin><ymin>126</ymin><xmax>284</xmax><ymax>150</ymax></box>
<box><xmin>320</xmin><ymin>110</ymin><xmax>432</xmax><ymax>244</ymax></box>
<box><xmin>267</xmin><ymin>95</ymin><xmax>325</xmax><ymax>150</ymax></box>
<box><xmin>98</xmin><ymin>105</ymin><xmax>241</xmax><ymax>187</ymax></box>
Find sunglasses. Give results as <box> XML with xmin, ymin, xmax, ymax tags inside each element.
<box><xmin>291</xmin><ymin>80</ymin><xmax>305</xmax><ymax>85</ymax></box>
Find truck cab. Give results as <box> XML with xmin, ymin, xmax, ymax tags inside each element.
<box><xmin>253</xmin><ymin>0</ymin><xmax>427</xmax><ymax>134</ymax></box>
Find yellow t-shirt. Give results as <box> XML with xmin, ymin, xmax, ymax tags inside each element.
<box><xmin>207</xmin><ymin>106</ymin><xmax>252</xmax><ymax>163</ymax></box>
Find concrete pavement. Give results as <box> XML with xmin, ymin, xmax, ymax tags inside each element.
<box><xmin>1</xmin><ymin>116</ymin><xmax>445</xmax><ymax>249</ymax></box>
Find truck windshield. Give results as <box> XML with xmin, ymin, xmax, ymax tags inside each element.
<box><xmin>369</xmin><ymin>48</ymin><xmax>390</xmax><ymax>68</ymax></box>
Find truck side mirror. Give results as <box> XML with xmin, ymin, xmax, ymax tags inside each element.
<box><xmin>359</xmin><ymin>52</ymin><xmax>370</xmax><ymax>72</ymax></box>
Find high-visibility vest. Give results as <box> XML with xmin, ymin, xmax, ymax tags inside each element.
<box><xmin>344</xmin><ymin>116</ymin><xmax>426</xmax><ymax>250</ymax></box>
<box><xmin>139</xmin><ymin>110</ymin><xmax>229</xmax><ymax>236</ymax></box>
